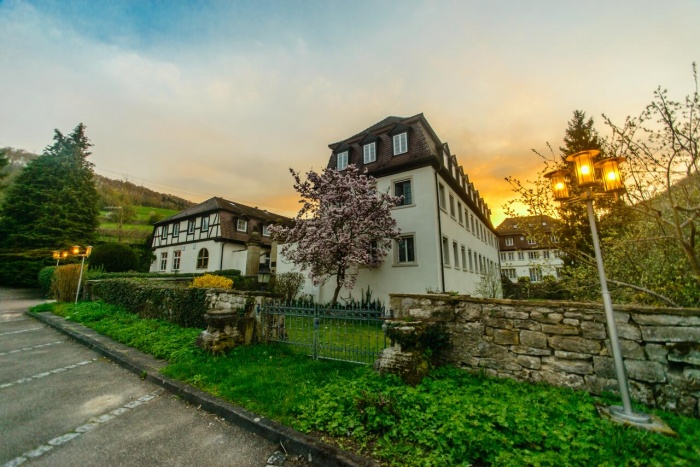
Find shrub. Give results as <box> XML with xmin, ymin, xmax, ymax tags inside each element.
<box><xmin>189</xmin><ymin>274</ymin><xmax>233</xmax><ymax>289</ymax></box>
<box><xmin>51</xmin><ymin>264</ymin><xmax>83</xmax><ymax>302</ymax></box>
<box><xmin>0</xmin><ymin>254</ymin><xmax>50</xmax><ymax>287</ymax></box>
<box><xmin>87</xmin><ymin>268</ymin><xmax>241</xmax><ymax>281</ymax></box>
<box><xmin>270</xmin><ymin>272</ymin><xmax>305</xmax><ymax>301</ymax></box>
<box><xmin>91</xmin><ymin>278</ymin><xmax>208</xmax><ymax>327</ymax></box>
<box><xmin>38</xmin><ymin>266</ymin><xmax>56</xmax><ymax>296</ymax></box>
<box><xmin>89</xmin><ymin>243</ymin><xmax>139</xmax><ymax>272</ymax></box>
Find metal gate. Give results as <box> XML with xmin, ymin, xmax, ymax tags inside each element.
<box><xmin>260</xmin><ymin>300</ymin><xmax>388</xmax><ymax>365</ymax></box>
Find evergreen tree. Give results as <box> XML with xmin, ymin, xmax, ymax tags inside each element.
<box><xmin>559</xmin><ymin>110</ymin><xmax>602</xmax><ymax>157</ymax></box>
<box><xmin>0</xmin><ymin>124</ymin><xmax>99</xmax><ymax>249</ymax></box>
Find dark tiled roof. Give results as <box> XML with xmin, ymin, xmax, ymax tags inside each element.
<box><xmin>158</xmin><ymin>197</ymin><xmax>290</xmax><ymax>225</ymax></box>
<box><xmin>496</xmin><ymin>215</ymin><xmax>559</xmax><ymax>235</ymax></box>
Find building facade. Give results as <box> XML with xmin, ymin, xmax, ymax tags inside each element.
<box><xmin>496</xmin><ymin>215</ymin><xmax>564</xmax><ymax>282</ymax></box>
<box><xmin>149</xmin><ymin>197</ymin><xmax>289</xmax><ymax>276</ymax></box>
<box><xmin>278</xmin><ymin>114</ymin><xmax>501</xmax><ymax>305</ymax></box>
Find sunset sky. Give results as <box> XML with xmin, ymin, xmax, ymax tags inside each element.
<box><xmin>2</xmin><ymin>0</ymin><xmax>699</xmax><ymax>225</ymax></box>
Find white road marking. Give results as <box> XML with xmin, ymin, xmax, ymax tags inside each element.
<box><xmin>1</xmin><ymin>390</ymin><xmax>163</xmax><ymax>467</ymax></box>
<box><xmin>0</xmin><ymin>327</ymin><xmax>42</xmax><ymax>337</ymax></box>
<box><xmin>0</xmin><ymin>341</ymin><xmax>64</xmax><ymax>357</ymax></box>
<box><xmin>0</xmin><ymin>359</ymin><xmax>97</xmax><ymax>390</ymax></box>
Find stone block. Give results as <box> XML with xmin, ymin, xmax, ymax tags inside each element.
<box><xmin>581</xmin><ymin>321</ymin><xmax>607</xmax><ymax>339</ymax></box>
<box><xmin>604</xmin><ymin>339</ymin><xmax>645</xmax><ymax>360</ymax></box>
<box><xmin>520</xmin><ymin>330</ymin><xmax>547</xmax><ymax>348</ymax></box>
<box><xmin>541</xmin><ymin>370</ymin><xmax>586</xmax><ymax>390</ymax></box>
<box><xmin>485</xmin><ymin>326</ymin><xmax>494</xmax><ymax>337</ymax></box>
<box><xmin>563</xmin><ymin>318</ymin><xmax>580</xmax><ymax>326</ymax></box>
<box><xmin>456</xmin><ymin>308</ymin><xmax>481</xmax><ymax>322</ymax></box>
<box><xmin>667</xmin><ymin>347</ymin><xmax>700</xmax><ymax>366</ymax></box>
<box><xmin>629</xmin><ymin>380</ymin><xmax>655</xmax><ymax>406</ymax></box>
<box><xmin>616</xmin><ymin>322</ymin><xmax>642</xmax><ymax>340</ymax></box>
<box><xmin>542</xmin><ymin>357</ymin><xmax>593</xmax><ymax>375</ymax></box>
<box><xmin>632</xmin><ymin>314</ymin><xmax>700</xmax><ymax>326</ymax></box>
<box><xmin>549</xmin><ymin>336</ymin><xmax>601</xmax><ymax>354</ymax></box>
<box><xmin>511</xmin><ymin>346</ymin><xmax>551</xmax><ymax>356</ymax></box>
<box><xmin>516</xmin><ymin>355</ymin><xmax>541</xmax><ymax>370</ymax></box>
<box><xmin>476</xmin><ymin>342</ymin><xmax>510</xmax><ymax>359</ymax></box>
<box><xmin>483</xmin><ymin>316</ymin><xmax>513</xmax><ymax>329</ymax></box>
<box><xmin>625</xmin><ymin>360</ymin><xmax>666</xmax><ymax>383</ymax></box>
<box><xmin>504</xmin><ymin>310</ymin><xmax>529</xmax><ymax>320</ymax></box>
<box><xmin>542</xmin><ymin>324</ymin><xmax>579</xmax><ymax>335</ymax></box>
<box><xmin>555</xmin><ymin>350</ymin><xmax>593</xmax><ymax>360</ymax></box>
<box><xmin>593</xmin><ymin>356</ymin><xmax>615</xmax><ymax>379</ymax></box>
<box><xmin>479</xmin><ymin>358</ymin><xmax>521</xmax><ymax>372</ymax></box>
<box><xmin>592</xmin><ymin>311</ymin><xmax>630</xmax><ymax>324</ymax></box>
<box><xmin>585</xmin><ymin>375</ymin><xmax>618</xmax><ymax>395</ymax></box>
<box><xmin>513</xmin><ymin>319</ymin><xmax>542</xmax><ymax>331</ymax></box>
<box><xmin>494</xmin><ymin>329</ymin><xmax>519</xmax><ymax>345</ymax></box>
<box><xmin>530</xmin><ymin>311</ymin><xmax>563</xmax><ymax>324</ymax></box>
<box><xmin>640</xmin><ymin>326</ymin><xmax>700</xmax><ymax>343</ymax></box>
<box><xmin>564</xmin><ymin>310</ymin><xmax>598</xmax><ymax>321</ymax></box>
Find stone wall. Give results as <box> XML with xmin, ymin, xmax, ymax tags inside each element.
<box><xmin>390</xmin><ymin>293</ymin><xmax>700</xmax><ymax>417</ymax></box>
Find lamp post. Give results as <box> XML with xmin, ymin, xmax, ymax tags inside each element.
<box><xmin>545</xmin><ymin>150</ymin><xmax>651</xmax><ymax>425</ymax></box>
<box><xmin>257</xmin><ymin>265</ymin><xmax>271</xmax><ymax>291</ymax></box>
<box><xmin>52</xmin><ymin>250</ymin><xmax>69</xmax><ymax>266</ymax></box>
<box><xmin>71</xmin><ymin>245</ymin><xmax>93</xmax><ymax>305</ymax></box>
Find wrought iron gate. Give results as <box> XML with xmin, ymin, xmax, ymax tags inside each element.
<box><xmin>260</xmin><ymin>300</ymin><xmax>388</xmax><ymax>365</ymax></box>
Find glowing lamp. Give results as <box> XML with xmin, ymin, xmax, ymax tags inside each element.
<box><xmin>543</xmin><ymin>169</ymin><xmax>571</xmax><ymax>201</ymax></box>
<box><xmin>71</xmin><ymin>245</ymin><xmax>80</xmax><ymax>255</ymax></box>
<box><xmin>566</xmin><ymin>150</ymin><xmax>600</xmax><ymax>187</ymax></box>
<box><xmin>85</xmin><ymin>246</ymin><xmax>93</xmax><ymax>257</ymax></box>
<box><xmin>52</xmin><ymin>251</ymin><xmax>60</xmax><ymax>260</ymax></box>
<box><xmin>62</xmin><ymin>251</ymin><xmax>69</xmax><ymax>259</ymax></box>
<box><xmin>595</xmin><ymin>157</ymin><xmax>626</xmax><ymax>193</ymax></box>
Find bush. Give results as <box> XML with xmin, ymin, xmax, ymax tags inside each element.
<box><xmin>89</xmin><ymin>243</ymin><xmax>139</xmax><ymax>272</ymax></box>
<box><xmin>38</xmin><ymin>266</ymin><xmax>56</xmax><ymax>296</ymax></box>
<box><xmin>189</xmin><ymin>274</ymin><xmax>233</xmax><ymax>289</ymax></box>
<box><xmin>270</xmin><ymin>272</ymin><xmax>305</xmax><ymax>301</ymax></box>
<box><xmin>91</xmin><ymin>278</ymin><xmax>208</xmax><ymax>327</ymax></box>
<box><xmin>87</xmin><ymin>268</ymin><xmax>242</xmax><ymax>281</ymax></box>
<box><xmin>0</xmin><ymin>254</ymin><xmax>50</xmax><ymax>287</ymax></box>
<box><xmin>51</xmin><ymin>264</ymin><xmax>83</xmax><ymax>302</ymax></box>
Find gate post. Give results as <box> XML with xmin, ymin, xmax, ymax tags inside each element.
<box><xmin>313</xmin><ymin>304</ymin><xmax>319</xmax><ymax>360</ymax></box>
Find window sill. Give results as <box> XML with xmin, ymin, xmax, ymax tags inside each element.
<box><xmin>392</xmin><ymin>262</ymin><xmax>419</xmax><ymax>267</ymax></box>
<box><xmin>392</xmin><ymin>203</ymin><xmax>415</xmax><ymax>210</ymax></box>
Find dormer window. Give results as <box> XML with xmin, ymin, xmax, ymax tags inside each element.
<box><xmin>237</xmin><ymin>219</ymin><xmax>248</xmax><ymax>232</ymax></box>
<box><xmin>336</xmin><ymin>151</ymin><xmax>348</xmax><ymax>170</ymax></box>
<box><xmin>363</xmin><ymin>142</ymin><xmax>376</xmax><ymax>163</ymax></box>
<box><xmin>262</xmin><ymin>224</ymin><xmax>270</xmax><ymax>237</ymax></box>
<box><xmin>393</xmin><ymin>132</ymin><xmax>408</xmax><ymax>155</ymax></box>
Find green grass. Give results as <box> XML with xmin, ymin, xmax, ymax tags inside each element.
<box><xmin>34</xmin><ymin>301</ymin><xmax>700</xmax><ymax>466</ymax></box>
<box><xmin>98</xmin><ymin>205</ymin><xmax>178</xmax><ymax>243</ymax></box>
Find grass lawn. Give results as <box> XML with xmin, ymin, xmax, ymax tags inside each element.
<box><xmin>33</xmin><ymin>301</ymin><xmax>700</xmax><ymax>466</ymax></box>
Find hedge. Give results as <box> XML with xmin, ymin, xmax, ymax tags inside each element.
<box><xmin>90</xmin><ymin>279</ymin><xmax>208</xmax><ymax>328</ymax></box>
<box><xmin>87</xmin><ymin>269</ymin><xmax>242</xmax><ymax>281</ymax></box>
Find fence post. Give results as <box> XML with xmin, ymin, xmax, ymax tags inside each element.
<box><xmin>313</xmin><ymin>304</ymin><xmax>319</xmax><ymax>360</ymax></box>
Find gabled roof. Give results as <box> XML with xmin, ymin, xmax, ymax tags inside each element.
<box><xmin>496</xmin><ymin>215</ymin><xmax>559</xmax><ymax>235</ymax></box>
<box><xmin>156</xmin><ymin>197</ymin><xmax>290</xmax><ymax>225</ymax></box>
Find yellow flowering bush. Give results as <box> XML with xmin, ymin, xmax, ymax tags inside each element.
<box><xmin>189</xmin><ymin>274</ymin><xmax>233</xmax><ymax>289</ymax></box>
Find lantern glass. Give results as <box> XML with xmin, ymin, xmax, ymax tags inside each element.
<box><xmin>62</xmin><ymin>251</ymin><xmax>69</xmax><ymax>259</ymax></box>
<box><xmin>85</xmin><ymin>246</ymin><xmax>93</xmax><ymax>257</ymax></box>
<box><xmin>566</xmin><ymin>150</ymin><xmax>600</xmax><ymax>187</ymax></box>
<box><xmin>595</xmin><ymin>157</ymin><xmax>626</xmax><ymax>193</ymax></box>
<box><xmin>71</xmin><ymin>245</ymin><xmax>80</xmax><ymax>255</ymax></box>
<box><xmin>52</xmin><ymin>251</ymin><xmax>60</xmax><ymax>260</ymax></box>
<box><xmin>544</xmin><ymin>169</ymin><xmax>571</xmax><ymax>200</ymax></box>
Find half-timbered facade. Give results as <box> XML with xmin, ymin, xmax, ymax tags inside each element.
<box><xmin>496</xmin><ymin>215</ymin><xmax>564</xmax><ymax>282</ymax></box>
<box><xmin>278</xmin><ymin>113</ymin><xmax>501</xmax><ymax>304</ymax></box>
<box><xmin>150</xmin><ymin>197</ymin><xmax>289</xmax><ymax>275</ymax></box>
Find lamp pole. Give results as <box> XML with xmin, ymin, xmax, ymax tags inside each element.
<box><xmin>72</xmin><ymin>245</ymin><xmax>92</xmax><ymax>305</ymax></box>
<box><xmin>545</xmin><ymin>151</ymin><xmax>651</xmax><ymax>425</ymax></box>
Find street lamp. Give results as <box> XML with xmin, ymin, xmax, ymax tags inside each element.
<box><xmin>545</xmin><ymin>150</ymin><xmax>651</xmax><ymax>426</ymax></box>
<box><xmin>71</xmin><ymin>245</ymin><xmax>93</xmax><ymax>305</ymax></box>
<box><xmin>52</xmin><ymin>250</ymin><xmax>69</xmax><ymax>266</ymax></box>
<box><xmin>257</xmin><ymin>265</ymin><xmax>271</xmax><ymax>291</ymax></box>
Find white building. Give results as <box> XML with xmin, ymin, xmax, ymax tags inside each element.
<box><xmin>149</xmin><ymin>197</ymin><xmax>289</xmax><ymax>276</ymax></box>
<box><xmin>278</xmin><ymin>114</ymin><xmax>501</xmax><ymax>306</ymax></box>
<box><xmin>496</xmin><ymin>215</ymin><xmax>564</xmax><ymax>282</ymax></box>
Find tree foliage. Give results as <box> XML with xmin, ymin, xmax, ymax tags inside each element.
<box><xmin>89</xmin><ymin>242</ymin><xmax>139</xmax><ymax>273</ymax></box>
<box><xmin>0</xmin><ymin>124</ymin><xmax>99</xmax><ymax>249</ymax></box>
<box><xmin>272</xmin><ymin>165</ymin><xmax>401</xmax><ymax>305</ymax></box>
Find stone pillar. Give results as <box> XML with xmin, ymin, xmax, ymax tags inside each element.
<box><xmin>245</xmin><ymin>231</ymin><xmax>261</xmax><ymax>277</ymax></box>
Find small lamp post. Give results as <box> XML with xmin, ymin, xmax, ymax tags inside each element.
<box><xmin>52</xmin><ymin>250</ymin><xmax>69</xmax><ymax>266</ymax></box>
<box><xmin>71</xmin><ymin>245</ymin><xmax>93</xmax><ymax>305</ymax></box>
<box><xmin>545</xmin><ymin>150</ymin><xmax>651</xmax><ymax>426</ymax></box>
<box><xmin>257</xmin><ymin>265</ymin><xmax>271</xmax><ymax>291</ymax></box>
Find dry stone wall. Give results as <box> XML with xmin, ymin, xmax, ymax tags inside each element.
<box><xmin>390</xmin><ymin>294</ymin><xmax>700</xmax><ymax>417</ymax></box>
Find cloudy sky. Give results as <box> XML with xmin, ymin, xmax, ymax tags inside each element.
<box><xmin>2</xmin><ymin>0</ymin><xmax>698</xmax><ymax>225</ymax></box>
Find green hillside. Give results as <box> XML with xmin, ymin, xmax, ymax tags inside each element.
<box><xmin>98</xmin><ymin>205</ymin><xmax>178</xmax><ymax>244</ymax></box>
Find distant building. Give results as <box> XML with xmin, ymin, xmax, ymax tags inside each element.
<box><xmin>149</xmin><ymin>197</ymin><xmax>289</xmax><ymax>275</ymax></box>
<box><xmin>278</xmin><ymin>113</ymin><xmax>501</xmax><ymax>305</ymax></box>
<box><xmin>496</xmin><ymin>215</ymin><xmax>564</xmax><ymax>282</ymax></box>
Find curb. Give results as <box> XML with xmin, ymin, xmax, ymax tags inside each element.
<box><xmin>28</xmin><ymin>311</ymin><xmax>378</xmax><ymax>467</ymax></box>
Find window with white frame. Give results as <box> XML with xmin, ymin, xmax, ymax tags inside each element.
<box><xmin>262</xmin><ymin>224</ymin><xmax>271</xmax><ymax>237</ymax></box>
<box><xmin>187</xmin><ymin>219</ymin><xmax>195</xmax><ymax>234</ymax></box>
<box><xmin>550</xmin><ymin>235</ymin><xmax>559</xmax><ymax>243</ymax></box>
<box><xmin>527</xmin><ymin>237</ymin><xmax>536</xmax><ymax>245</ymax></box>
<box><xmin>393</xmin><ymin>132</ymin><xmax>408</xmax><ymax>155</ymax></box>
<box><xmin>449</xmin><ymin>194</ymin><xmax>455</xmax><ymax>218</ymax></box>
<box><xmin>363</xmin><ymin>142</ymin><xmax>376</xmax><ymax>163</ymax></box>
<box><xmin>438</xmin><ymin>183</ymin><xmax>446</xmax><ymax>210</ymax></box>
<box><xmin>201</xmin><ymin>216</ymin><xmax>209</xmax><ymax>232</ymax></box>
<box><xmin>507</xmin><ymin>252</ymin><xmax>515</xmax><ymax>261</ymax></box>
<box><xmin>461</xmin><ymin>246</ymin><xmax>467</xmax><ymax>270</ymax></box>
<box><xmin>394</xmin><ymin>179</ymin><xmax>413</xmax><ymax>206</ymax></box>
<box><xmin>518</xmin><ymin>251</ymin><xmax>525</xmax><ymax>260</ymax></box>
<box><xmin>465</xmin><ymin>210</ymin><xmax>470</xmax><ymax>230</ymax></box>
<box><xmin>500</xmin><ymin>252</ymin><xmax>506</xmax><ymax>261</ymax></box>
<box><xmin>504</xmin><ymin>268</ymin><xmax>517</xmax><ymax>279</ymax></box>
<box><xmin>452</xmin><ymin>241</ymin><xmax>459</xmax><ymax>268</ymax></box>
<box><xmin>470</xmin><ymin>215</ymin><xmax>475</xmax><ymax>232</ymax></box>
<box><xmin>160</xmin><ymin>252</ymin><xmax>168</xmax><ymax>271</ymax></box>
<box><xmin>237</xmin><ymin>219</ymin><xmax>247</xmax><ymax>232</ymax></box>
<box><xmin>529</xmin><ymin>267</ymin><xmax>543</xmax><ymax>282</ymax></box>
<box><xmin>468</xmin><ymin>249</ymin><xmax>474</xmax><ymax>272</ymax></box>
<box><xmin>336</xmin><ymin>151</ymin><xmax>348</xmax><ymax>170</ymax></box>
<box><xmin>172</xmin><ymin>223</ymin><xmax>179</xmax><ymax>237</ymax></box>
<box><xmin>505</xmin><ymin>237</ymin><xmax>514</xmax><ymax>246</ymax></box>
<box><xmin>172</xmin><ymin>250</ymin><xmax>181</xmax><ymax>271</ymax></box>
<box><xmin>161</xmin><ymin>225</ymin><xmax>168</xmax><ymax>239</ymax></box>
<box><xmin>396</xmin><ymin>235</ymin><xmax>415</xmax><ymax>263</ymax></box>
<box><xmin>442</xmin><ymin>236</ymin><xmax>450</xmax><ymax>265</ymax></box>
<box><xmin>528</xmin><ymin>251</ymin><xmax>540</xmax><ymax>260</ymax></box>
<box><xmin>458</xmin><ymin>202</ymin><xmax>463</xmax><ymax>224</ymax></box>
<box><xmin>543</xmin><ymin>250</ymin><xmax>551</xmax><ymax>259</ymax></box>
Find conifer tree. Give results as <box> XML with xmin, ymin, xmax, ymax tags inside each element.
<box><xmin>0</xmin><ymin>124</ymin><xmax>99</xmax><ymax>249</ymax></box>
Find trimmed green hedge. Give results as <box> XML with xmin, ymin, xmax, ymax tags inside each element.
<box><xmin>90</xmin><ymin>279</ymin><xmax>208</xmax><ymax>328</ymax></box>
<box><xmin>87</xmin><ymin>268</ymin><xmax>242</xmax><ymax>281</ymax></box>
<box><xmin>38</xmin><ymin>266</ymin><xmax>56</xmax><ymax>295</ymax></box>
<box><xmin>0</xmin><ymin>257</ymin><xmax>53</xmax><ymax>287</ymax></box>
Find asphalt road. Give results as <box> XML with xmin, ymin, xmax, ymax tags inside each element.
<box><xmin>0</xmin><ymin>287</ymin><xmax>283</xmax><ymax>467</ymax></box>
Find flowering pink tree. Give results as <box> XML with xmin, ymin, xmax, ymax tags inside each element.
<box><xmin>271</xmin><ymin>165</ymin><xmax>401</xmax><ymax>305</ymax></box>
